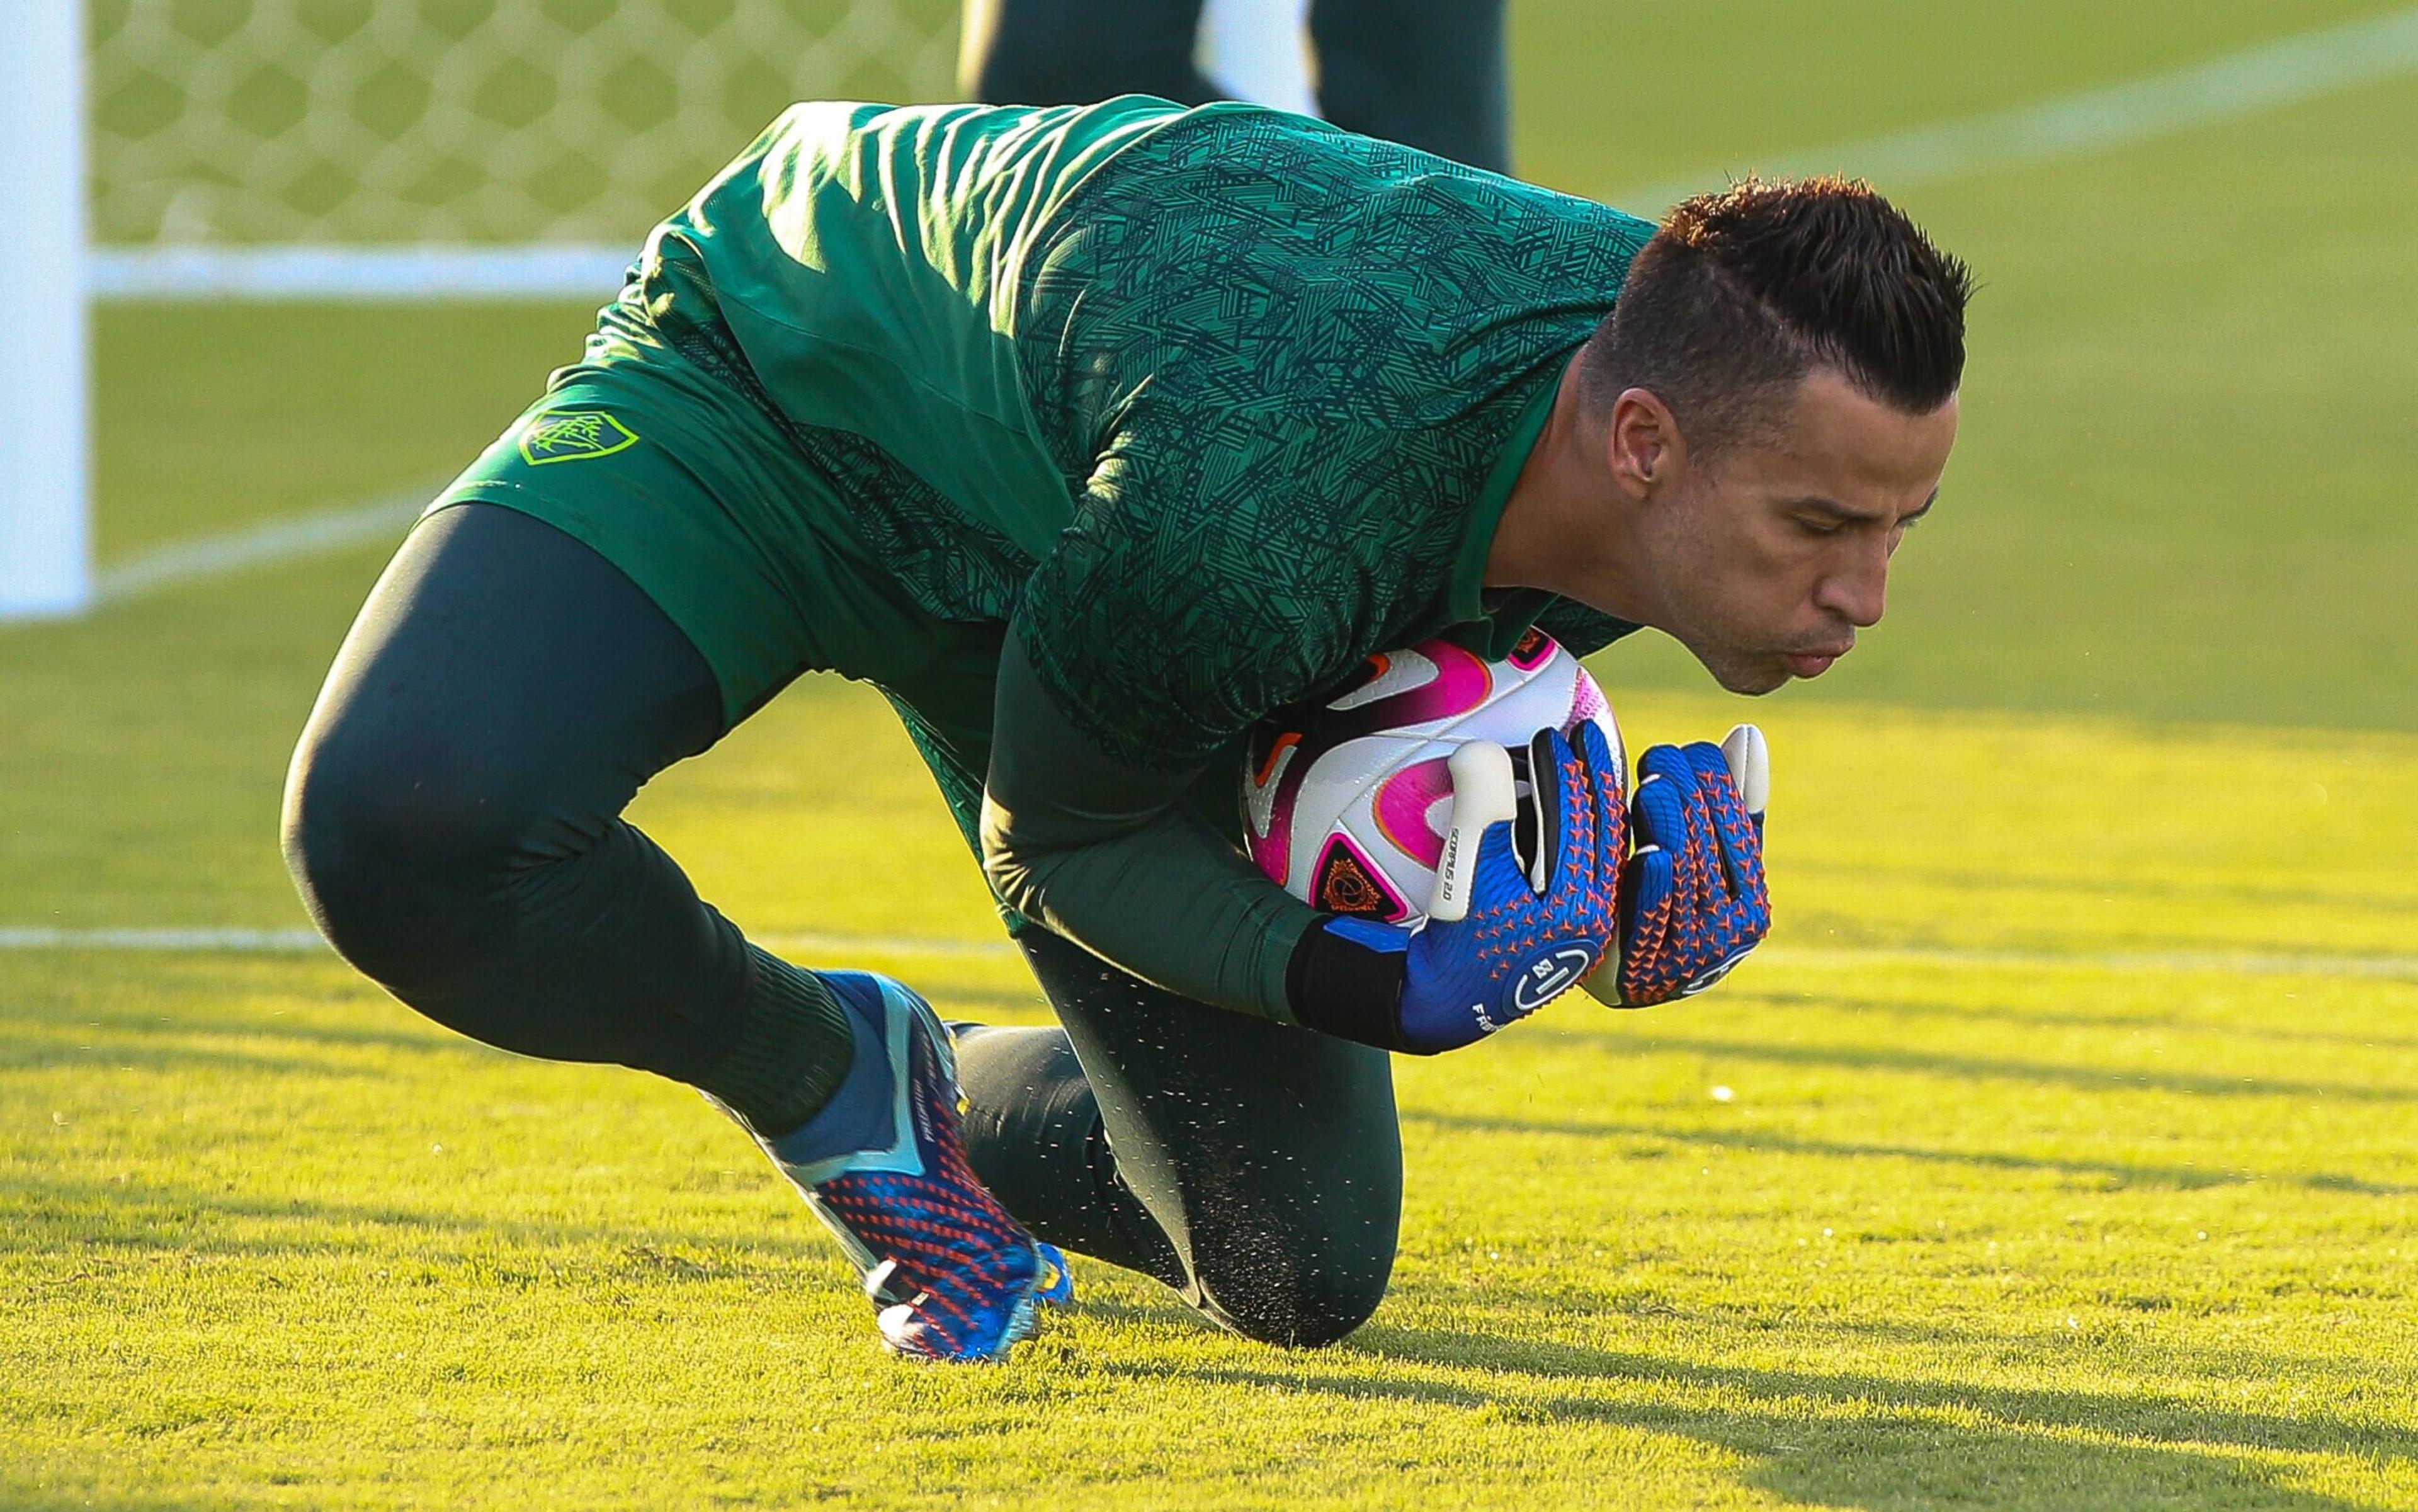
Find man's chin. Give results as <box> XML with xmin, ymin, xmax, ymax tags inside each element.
<box><xmin>1699</xmin><ymin>654</ymin><xmax>1791</xmax><ymax>696</ymax></box>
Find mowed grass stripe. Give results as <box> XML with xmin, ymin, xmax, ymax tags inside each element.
<box><xmin>9</xmin><ymin>943</ymin><xmax>2416</xmax><ymax>1508</ymax></box>
<box><xmin>1619</xmin><ymin>2</ymin><xmax>2418</xmax><ymax>205</ymax></box>
<box><xmin>6</xmin><ymin>926</ymin><xmax>2416</xmax><ymax>985</ymax></box>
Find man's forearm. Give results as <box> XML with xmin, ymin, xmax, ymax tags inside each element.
<box><xmin>984</xmin><ymin>796</ymin><xmax>1313</xmax><ymax>1018</ymax></box>
<box><xmin>980</xmin><ymin>630</ymin><xmax>1315</xmax><ymax>1018</ymax></box>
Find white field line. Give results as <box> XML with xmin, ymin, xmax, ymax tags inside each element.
<box><xmin>89</xmin><ymin>244</ymin><xmax>632</xmax><ymax>303</ymax></box>
<box><xmin>4</xmin><ymin>926</ymin><xmax>2414</xmax><ymax>983</ymax></box>
<box><xmin>91</xmin><ymin>486</ymin><xmax>432</xmax><ymax>606</ymax></box>
<box><xmin>1619</xmin><ymin>4</ymin><xmax>2418</xmax><ymax>208</ymax></box>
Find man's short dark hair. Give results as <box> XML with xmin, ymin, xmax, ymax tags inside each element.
<box><xmin>1581</xmin><ymin>176</ymin><xmax>1975</xmax><ymax>455</ymax></box>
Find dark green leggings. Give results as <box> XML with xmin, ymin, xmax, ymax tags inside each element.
<box><xmin>961</xmin><ymin>0</ymin><xmax>1511</xmax><ymax>174</ymax></box>
<box><xmin>283</xmin><ymin>503</ymin><xmax>1400</xmax><ymax>1345</ymax></box>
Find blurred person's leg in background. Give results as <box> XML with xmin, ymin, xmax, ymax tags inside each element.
<box><xmin>960</xmin><ymin>0</ymin><xmax>1509</xmax><ymax>171</ymax></box>
<box><xmin>960</xmin><ymin>0</ymin><xmax>1217</xmax><ymax>108</ymax></box>
<box><xmin>1312</xmin><ymin>0</ymin><xmax>1507</xmax><ymax>173</ymax></box>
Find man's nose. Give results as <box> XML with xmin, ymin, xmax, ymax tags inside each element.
<box><xmin>1817</xmin><ymin>545</ymin><xmax>1888</xmax><ymax>629</ymax></box>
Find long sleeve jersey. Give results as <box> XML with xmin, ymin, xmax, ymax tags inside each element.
<box><xmin>612</xmin><ymin>95</ymin><xmax>1653</xmax><ymax>1016</ymax></box>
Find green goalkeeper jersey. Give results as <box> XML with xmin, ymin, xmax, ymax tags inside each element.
<box><xmin>458</xmin><ymin>96</ymin><xmax>1654</xmax><ymax>1018</ymax></box>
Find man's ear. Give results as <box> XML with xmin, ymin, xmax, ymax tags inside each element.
<box><xmin>1606</xmin><ymin>387</ymin><xmax>1686</xmax><ymax>501</ymax></box>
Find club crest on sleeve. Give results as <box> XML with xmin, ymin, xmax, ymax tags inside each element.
<box><xmin>518</xmin><ymin>411</ymin><xmax>640</xmax><ymax>466</ymax></box>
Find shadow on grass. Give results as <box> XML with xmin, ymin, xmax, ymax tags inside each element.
<box><xmin>1114</xmin><ymin>1321</ymin><xmax>2404</xmax><ymax>1510</ymax></box>
<box><xmin>0</xmin><ymin>1032</ymin><xmax>455</xmax><ymax>1079</ymax></box>
<box><xmin>1398</xmin><ymin>1110</ymin><xmax>2418</xmax><ymax>1197</ymax></box>
<box><xmin>0</xmin><ymin>1475</ymin><xmax>238</xmax><ymax>1512</ymax></box>
<box><xmin>12</xmin><ymin>1151</ymin><xmax>2405</xmax><ymax>1509</ymax></box>
<box><xmin>1702</xmin><ymin>986</ymin><xmax>2418</xmax><ymax>1055</ymax></box>
<box><xmin>0</xmin><ymin>978</ymin><xmax>501</xmax><ymax>1071</ymax></box>
<box><xmin>1536</xmin><ymin>1026</ymin><xmax>2418</xmax><ymax>1104</ymax></box>
<box><xmin>1354</xmin><ymin>1326</ymin><xmax>2410</xmax><ymax>1460</ymax></box>
<box><xmin>1784</xmin><ymin>856</ymin><xmax>2418</xmax><ymax>920</ymax></box>
<box><xmin>4</xmin><ymin>966</ymin><xmax>1050</xmax><ymax>1066</ymax></box>
<box><xmin>1775</xmin><ymin>914</ymin><xmax>2418</xmax><ymax>975</ymax></box>
<box><xmin>0</xmin><ymin>1170</ymin><xmax>826</xmax><ymax>1270</ymax></box>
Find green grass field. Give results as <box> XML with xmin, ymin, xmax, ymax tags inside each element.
<box><xmin>7</xmin><ymin>1</ymin><xmax>2418</xmax><ymax>1506</ymax></box>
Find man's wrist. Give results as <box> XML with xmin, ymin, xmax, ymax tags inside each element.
<box><xmin>1285</xmin><ymin>916</ymin><xmax>1412</xmax><ymax>1052</ymax></box>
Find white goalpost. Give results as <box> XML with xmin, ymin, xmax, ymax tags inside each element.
<box><xmin>7</xmin><ymin>0</ymin><xmax>1312</xmax><ymax>620</ymax></box>
<box><xmin>13</xmin><ymin>0</ymin><xmax>970</xmax><ymax>620</ymax></box>
<box><xmin>1</xmin><ymin>0</ymin><xmax>92</xmax><ymax>621</ymax></box>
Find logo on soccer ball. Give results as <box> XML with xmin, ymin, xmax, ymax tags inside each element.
<box><xmin>1511</xmin><ymin>945</ymin><xmax>1596</xmax><ymax>1014</ymax></box>
<box><xmin>519</xmin><ymin>411</ymin><xmax>640</xmax><ymax>466</ymax></box>
<box><xmin>1310</xmin><ymin>834</ymin><xmax>1410</xmax><ymax>921</ymax></box>
<box><xmin>1507</xmin><ymin>627</ymin><xmax>1557</xmax><ymax>671</ymax></box>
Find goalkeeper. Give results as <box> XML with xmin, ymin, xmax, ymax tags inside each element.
<box><xmin>283</xmin><ymin>97</ymin><xmax>1970</xmax><ymax>1360</ymax></box>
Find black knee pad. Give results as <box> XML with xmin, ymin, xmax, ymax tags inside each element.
<box><xmin>1191</xmin><ymin>1229</ymin><xmax>1393</xmax><ymax>1347</ymax></box>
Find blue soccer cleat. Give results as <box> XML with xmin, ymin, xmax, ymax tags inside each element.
<box><xmin>1032</xmin><ymin>1241</ymin><xmax>1075</xmax><ymax>1307</ymax></box>
<box><xmin>747</xmin><ymin>974</ymin><xmax>1048</xmax><ymax>1362</ymax></box>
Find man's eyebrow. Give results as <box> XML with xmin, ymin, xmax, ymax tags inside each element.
<box><xmin>1784</xmin><ymin>487</ymin><xmax>1940</xmax><ymax>526</ymax></box>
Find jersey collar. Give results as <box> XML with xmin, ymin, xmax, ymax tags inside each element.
<box><xmin>1447</xmin><ymin>365</ymin><xmax>1564</xmax><ymax>627</ymax></box>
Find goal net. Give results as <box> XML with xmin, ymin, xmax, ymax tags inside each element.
<box><xmin>4</xmin><ymin>0</ymin><xmax>1308</xmax><ymax>618</ymax></box>
<box><xmin>89</xmin><ymin>0</ymin><xmax>963</xmax><ymax>296</ymax></box>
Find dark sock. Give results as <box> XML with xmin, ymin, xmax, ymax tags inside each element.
<box><xmin>764</xmin><ymin>975</ymin><xmax>899</xmax><ymax>1166</ymax></box>
<box><xmin>691</xmin><ymin>948</ymin><xmax>856</xmax><ymax>1138</ymax></box>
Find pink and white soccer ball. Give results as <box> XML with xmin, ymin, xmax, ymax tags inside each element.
<box><xmin>1242</xmin><ymin>630</ymin><xmax>1623</xmax><ymax>928</ymax></box>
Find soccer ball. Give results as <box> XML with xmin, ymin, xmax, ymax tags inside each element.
<box><xmin>1242</xmin><ymin>629</ymin><xmax>1624</xmax><ymax>927</ymax></box>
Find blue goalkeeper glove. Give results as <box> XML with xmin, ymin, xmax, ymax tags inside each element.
<box><xmin>1287</xmin><ymin>721</ymin><xmax>1626</xmax><ymax>1054</ymax></box>
<box><xmin>1595</xmin><ymin>724</ymin><xmax>1771</xmax><ymax>1007</ymax></box>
